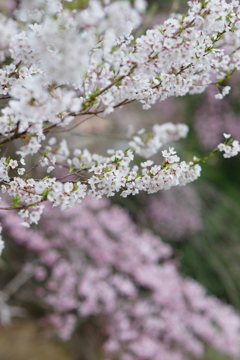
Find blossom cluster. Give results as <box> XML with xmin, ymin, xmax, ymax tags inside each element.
<box><xmin>1</xmin><ymin>0</ymin><xmax>240</xmax><ymax>245</ymax></box>
<box><xmin>129</xmin><ymin>122</ymin><xmax>189</xmax><ymax>158</ymax></box>
<box><xmin>218</xmin><ymin>134</ymin><xmax>240</xmax><ymax>158</ymax></box>
<box><xmin>1</xmin><ymin>197</ymin><xmax>240</xmax><ymax>360</ymax></box>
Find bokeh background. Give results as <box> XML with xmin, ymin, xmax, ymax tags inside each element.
<box><xmin>1</xmin><ymin>0</ymin><xmax>240</xmax><ymax>359</ymax></box>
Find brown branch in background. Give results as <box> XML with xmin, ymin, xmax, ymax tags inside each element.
<box><xmin>25</xmin><ymin>163</ymin><xmax>39</xmax><ymax>175</ymax></box>
<box><xmin>3</xmin><ymin>269</ymin><xmax>33</xmax><ymax>299</ymax></box>
<box><xmin>0</xmin><ymin>126</ymin><xmax>27</xmax><ymax>146</ymax></box>
<box><xmin>48</xmin><ymin>114</ymin><xmax>95</xmax><ymax>133</ymax></box>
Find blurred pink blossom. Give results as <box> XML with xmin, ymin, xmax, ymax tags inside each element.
<box><xmin>0</xmin><ymin>198</ymin><xmax>240</xmax><ymax>360</ymax></box>
<box><xmin>148</xmin><ymin>185</ymin><xmax>202</xmax><ymax>240</ymax></box>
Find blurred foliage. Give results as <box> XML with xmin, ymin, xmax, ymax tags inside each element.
<box><xmin>62</xmin><ymin>0</ymin><xmax>88</xmax><ymax>10</ymax></box>
<box><xmin>199</xmin><ymin>347</ymin><xmax>234</xmax><ymax>360</ymax></box>
<box><xmin>148</xmin><ymin>0</ymin><xmax>189</xmax><ymax>12</ymax></box>
<box><xmin>173</xmin><ymin>87</ymin><xmax>240</xmax><ymax>310</ymax></box>
<box><xmin>180</xmin><ymin>181</ymin><xmax>240</xmax><ymax>308</ymax></box>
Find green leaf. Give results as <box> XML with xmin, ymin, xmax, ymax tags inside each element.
<box><xmin>5</xmin><ymin>156</ymin><xmax>11</xmax><ymax>164</ymax></box>
<box><xmin>181</xmin><ymin>13</ymin><xmax>186</xmax><ymax>21</ymax></box>
<box><xmin>11</xmin><ymin>195</ymin><xmax>21</xmax><ymax>207</ymax></box>
<box><xmin>28</xmin><ymin>203</ymin><xmax>37</xmax><ymax>207</ymax></box>
<box><xmin>40</xmin><ymin>189</ymin><xmax>49</xmax><ymax>196</ymax></box>
<box><xmin>43</xmin><ymin>149</ymin><xmax>49</xmax><ymax>157</ymax></box>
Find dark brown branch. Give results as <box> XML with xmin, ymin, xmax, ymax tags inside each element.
<box><xmin>0</xmin><ymin>128</ymin><xmax>27</xmax><ymax>146</ymax></box>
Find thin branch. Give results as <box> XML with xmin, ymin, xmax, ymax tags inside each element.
<box><xmin>0</xmin><ymin>126</ymin><xmax>28</xmax><ymax>146</ymax></box>
<box><xmin>3</xmin><ymin>269</ymin><xmax>33</xmax><ymax>299</ymax></box>
<box><xmin>48</xmin><ymin>114</ymin><xmax>95</xmax><ymax>133</ymax></box>
<box><xmin>25</xmin><ymin>163</ymin><xmax>39</xmax><ymax>175</ymax></box>
<box><xmin>71</xmin><ymin>132</ymin><xmax>128</xmax><ymax>140</ymax></box>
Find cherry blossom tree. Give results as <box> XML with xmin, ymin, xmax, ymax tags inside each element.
<box><xmin>1</xmin><ymin>1</ymin><xmax>240</xmax><ymax>358</ymax></box>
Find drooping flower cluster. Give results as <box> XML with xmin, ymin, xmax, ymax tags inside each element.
<box><xmin>1</xmin><ymin>197</ymin><xmax>240</xmax><ymax>360</ymax></box>
<box><xmin>1</xmin><ymin>0</ymin><xmax>240</xmax><ymax>246</ymax></box>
